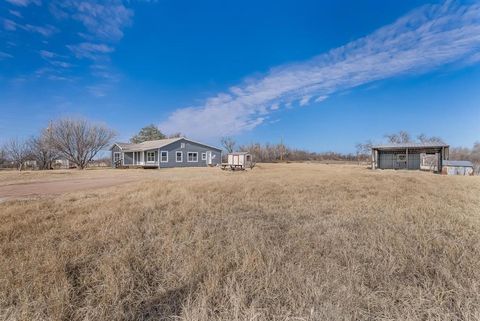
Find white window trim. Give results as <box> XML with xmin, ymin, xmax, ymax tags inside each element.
<box><xmin>180</xmin><ymin>142</ymin><xmax>186</xmax><ymax>148</ymax></box>
<box><xmin>114</xmin><ymin>152</ymin><xmax>121</xmax><ymax>162</ymax></box>
<box><xmin>187</xmin><ymin>152</ymin><xmax>198</xmax><ymax>162</ymax></box>
<box><xmin>176</xmin><ymin>151</ymin><xmax>183</xmax><ymax>162</ymax></box>
<box><xmin>147</xmin><ymin>151</ymin><xmax>156</xmax><ymax>163</ymax></box>
<box><xmin>160</xmin><ymin>150</ymin><xmax>168</xmax><ymax>163</ymax></box>
<box><xmin>201</xmin><ymin>152</ymin><xmax>207</xmax><ymax>161</ymax></box>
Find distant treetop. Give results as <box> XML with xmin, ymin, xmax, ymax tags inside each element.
<box><xmin>130</xmin><ymin>124</ymin><xmax>166</xmax><ymax>143</ymax></box>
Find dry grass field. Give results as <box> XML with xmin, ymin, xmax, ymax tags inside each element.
<box><xmin>1</xmin><ymin>164</ymin><xmax>480</xmax><ymax>321</ymax></box>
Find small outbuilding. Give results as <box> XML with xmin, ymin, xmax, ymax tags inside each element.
<box><xmin>372</xmin><ymin>142</ymin><xmax>449</xmax><ymax>172</ymax></box>
<box><xmin>442</xmin><ymin>160</ymin><xmax>474</xmax><ymax>176</ymax></box>
<box><xmin>221</xmin><ymin>152</ymin><xmax>253</xmax><ymax>170</ymax></box>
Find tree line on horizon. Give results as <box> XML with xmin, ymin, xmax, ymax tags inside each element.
<box><xmin>1</xmin><ymin>118</ymin><xmax>116</xmax><ymax>170</ymax></box>
<box><xmin>221</xmin><ymin>131</ymin><xmax>480</xmax><ymax>167</ymax></box>
<box><xmin>1</xmin><ymin>120</ymin><xmax>479</xmax><ymax>170</ymax></box>
<box><xmin>0</xmin><ymin>122</ymin><xmax>184</xmax><ymax>170</ymax></box>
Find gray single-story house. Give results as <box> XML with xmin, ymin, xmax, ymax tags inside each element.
<box><xmin>110</xmin><ymin>137</ymin><xmax>222</xmax><ymax>168</ymax></box>
<box><xmin>371</xmin><ymin>142</ymin><xmax>450</xmax><ymax>172</ymax></box>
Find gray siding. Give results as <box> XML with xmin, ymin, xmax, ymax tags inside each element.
<box><xmin>378</xmin><ymin>151</ymin><xmax>421</xmax><ymax>170</ymax></box>
<box><xmin>407</xmin><ymin>153</ymin><xmax>420</xmax><ymax>170</ymax></box>
<box><xmin>378</xmin><ymin>152</ymin><xmax>394</xmax><ymax>169</ymax></box>
<box><xmin>159</xmin><ymin>139</ymin><xmax>221</xmax><ymax>168</ymax></box>
<box><xmin>111</xmin><ymin>145</ymin><xmax>122</xmax><ymax>167</ymax></box>
<box><xmin>111</xmin><ymin>139</ymin><xmax>221</xmax><ymax>168</ymax></box>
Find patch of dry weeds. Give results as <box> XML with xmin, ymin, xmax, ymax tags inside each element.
<box><xmin>1</xmin><ymin>164</ymin><xmax>480</xmax><ymax>320</ymax></box>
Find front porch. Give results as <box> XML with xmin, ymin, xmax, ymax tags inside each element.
<box><xmin>114</xmin><ymin>150</ymin><xmax>160</xmax><ymax>168</ymax></box>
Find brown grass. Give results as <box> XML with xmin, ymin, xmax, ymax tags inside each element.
<box><xmin>1</xmin><ymin>164</ymin><xmax>480</xmax><ymax>321</ymax></box>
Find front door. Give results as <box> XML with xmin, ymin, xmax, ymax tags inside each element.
<box><xmin>114</xmin><ymin>152</ymin><xmax>121</xmax><ymax>166</ymax></box>
<box><xmin>206</xmin><ymin>151</ymin><xmax>212</xmax><ymax>165</ymax></box>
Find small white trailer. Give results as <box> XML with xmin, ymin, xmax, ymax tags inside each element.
<box><xmin>441</xmin><ymin>160</ymin><xmax>474</xmax><ymax>176</ymax></box>
<box><xmin>221</xmin><ymin>152</ymin><xmax>254</xmax><ymax>170</ymax></box>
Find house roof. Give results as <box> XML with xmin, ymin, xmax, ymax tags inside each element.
<box><xmin>112</xmin><ymin>137</ymin><xmax>222</xmax><ymax>152</ymax></box>
<box><xmin>372</xmin><ymin>142</ymin><xmax>449</xmax><ymax>150</ymax></box>
<box><xmin>443</xmin><ymin>160</ymin><xmax>474</xmax><ymax>167</ymax></box>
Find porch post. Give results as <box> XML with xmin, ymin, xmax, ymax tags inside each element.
<box><xmin>406</xmin><ymin>148</ymin><xmax>409</xmax><ymax>170</ymax></box>
<box><xmin>371</xmin><ymin>149</ymin><xmax>376</xmax><ymax>169</ymax></box>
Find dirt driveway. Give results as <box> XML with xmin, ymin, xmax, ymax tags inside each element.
<box><xmin>0</xmin><ymin>167</ymin><xmax>227</xmax><ymax>202</ymax></box>
<box><xmin>0</xmin><ymin>170</ymin><xmax>152</xmax><ymax>201</ymax></box>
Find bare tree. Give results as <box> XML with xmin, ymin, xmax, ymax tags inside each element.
<box><xmin>28</xmin><ymin>128</ymin><xmax>59</xmax><ymax>170</ymax></box>
<box><xmin>221</xmin><ymin>137</ymin><xmax>236</xmax><ymax>153</ymax></box>
<box><xmin>3</xmin><ymin>138</ymin><xmax>31</xmax><ymax>170</ymax></box>
<box><xmin>417</xmin><ymin>134</ymin><xmax>445</xmax><ymax>144</ymax></box>
<box><xmin>355</xmin><ymin>140</ymin><xmax>373</xmax><ymax>164</ymax></box>
<box><xmin>473</xmin><ymin>142</ymin><xmax>480</xmax><ymax>175</ymax></box>
<box><xmin>472</xmin><ymin>141</ymin><xmax>480</xmax><ymax>160</ymax></box>
<box><xmin>384</xmin><ymin>131</ymin><xmax>412</xmax><ymax>144</ymax></box>
<box><xmin>0</xmin><ymin>148</ymin><xmax>6</xmax><ymax>166</ymax></box>
<box><xmin>238</xmin><ymin>142</ymin><xmax>357</xmax><ymax>163</ymax></box>
<box><xmin>167</xmin><ymin>132</ymin><xmax>183</xmax><ymax>139</ymax></box>
<box><xmin>49</xmin><ymin>118</ymin><xmax>116</xmax><ymax>169</ymax></box>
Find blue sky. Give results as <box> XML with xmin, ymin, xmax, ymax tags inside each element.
<box><xmin>0</xmin><ymin>0</ymin><xmax>479</xmax><ymax>153</ymax></box>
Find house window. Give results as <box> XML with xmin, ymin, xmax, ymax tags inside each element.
<box><xmin>181</xmin><ymin>142</ymin><xmax>186</xmax><ymax>148</ymax></box>
<box><xmin>201</xmin><ymin>152</ymin><xmax>207</xmax><ymax>160</ymax></box>
<box><xmin>114</xmin><ymin>152</ymin><xmax>121</xmax><ymax>162</ymax></box>
<box><xmin>147</xmin><ymin>151</ymin><xmax>155</xmax><ymax>162</ymax></box>
<box><xmin>160</xmin><ymin>151</ymin><xmax>168</xmax><ymax>163</ymax></box>
<box><xmin>187</xmin><ymin>152</ymin><xmax>198</xmax><ymax>162</ymax></box>
<box><xmin>176</xmin><ymin>151</ymin><xmax>183</xmax><ymax>162</ymax></box>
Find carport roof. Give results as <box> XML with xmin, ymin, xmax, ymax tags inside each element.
<box><xmin>372</xmin><ymin>142</ymin><xmax>449</xmax><ymax>150</ymax></box>
<box><xmin>443</xmin><ymin>160</ymin><xmax>473</xmax><ymax>167</ymax></box>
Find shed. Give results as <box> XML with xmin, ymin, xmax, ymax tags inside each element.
<box><xmin>222</xmin><ymin>152</ymin><xmax>253</xmax><ymax>170</ymax></box>
<box><xmin>442</xmin><ymin>160</ymin><xmax>474</xmax><ymax>176</ymax></box>
<box><xmin>372</xmin><ymin>143</ymin><xmax>449</xmax><ymax>172</ymax></box>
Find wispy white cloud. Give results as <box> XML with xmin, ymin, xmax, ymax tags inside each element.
<box><xmin>23</xmin><ymin>23</ymin><xmax>58</xmax><ymax>36</ymax></box>
<box><xmin>5</xmin><ymin>0</ymin><xmax>41</xmax><ymax>7</ymax></box>
<box><xmin>0</xmin><ymin>51</ymin><xmax>13</xmax><ymax>60</ymax></box>
<box><xmin>51</xmin><ymin>0</ymin><xmax>133</xmax><ymax>42</ymax></box>
<box><xmin>9</xmin><ymin>10</ymin><xmax>23</xmax><ymax>18</ymax></box>
<box><xmin>54</xmin><ymin>0</ymin><xmax>133</xmax><ymax>95</ymax></box>
<box><xmin>49</xmin><ymin>60</ymin><xmax>73</xmax><ymax>68</ymax></box>
<box><xmin>299</xmin><ymin>95</ymin><xmax>312</xmax><ymax>106</ymax></box>
<box><xmin>39</xmin><ymin>50</ymin><xmax>57</xmax><ymax>59</ymax></box>
<box><xmin>3</xmin><ymin>19</ymin><xmax>17</xmax><ymax>31</ymax></box>
<box><xmin>90</xmin><ymin>64</ymin><xmax>121</xmax><ymax>81</ymax></box>
<box><xmin>87</xmin><ymin>83</ymin><xmax>111</xmax><ymax>97</ymax></box>
<box><xmin>34</xmin><ymin>67</ymin><xmax>69</xmax><ymax>80</ymax></box>
<box><xmin>314</xmin><ymin>95</ymin><xmax>328</xmax><ymax>103</ymax></box>
<box><xmin>2</xmin><ymin>19</ymin><xmax>57</xmax><ymax>36</ymax></box>
<box><xmin>67</xmin><ymin>42</ymin><xmax>114</xmax><ymax>60</ymax></box>
<box><xmin>2</xmin><ymin>0</ymin><xmax>132</xmax><ymax>95</ymax></box>
<box><xmin>160</xmin><ymin>1</ymin><xmax>480</xmax><ymax>139</ymax></box>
